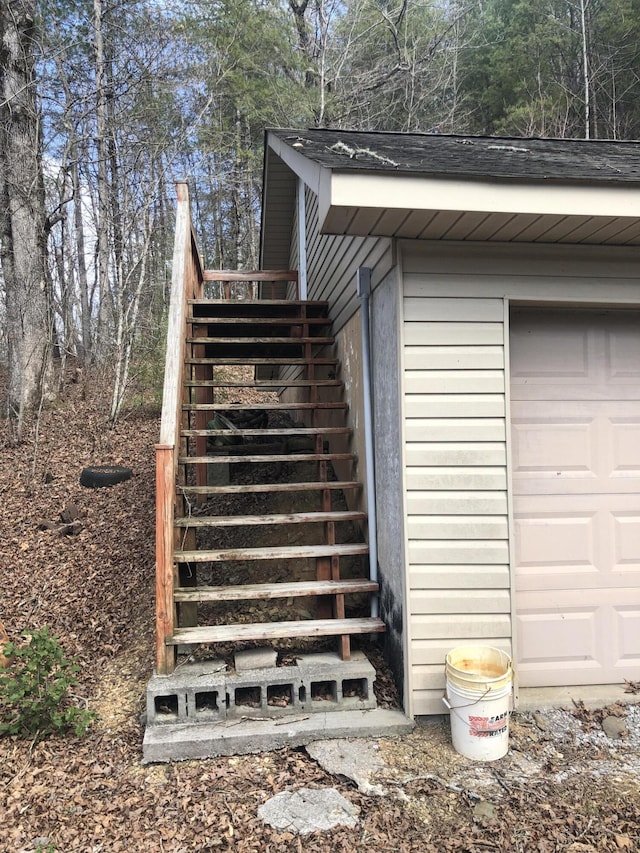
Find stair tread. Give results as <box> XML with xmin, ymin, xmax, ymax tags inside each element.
<box><xmin>190</xmin><ymin>316</ymin><xmax>331</xmax><ymax>325</ymax></box>
<box><xmin>187</xmin><ymin>336</ymin><xmax>334</xmax><ymax>345</ymax></box>
<box><xmin>183</xmin><ymin>380</ymin><xmax>342</xmax><ymax>388</ymax></box>
<box><xmin>180</xmin><ymin>452</ymin><xmax>356</xmax><ymax>464</ymax></box>
<box><xmin>182</xmin><ymin>427</ymin><xmax>351</xmax><ymax>437</ymax></box>
<box><xmin>174</xmin><ymin>543</ymin><xmax>368</xmax><ymax>563</ymax></box>
<box><xmin>174</xmin><ymin>510</ymin><xmax>366</xmax><ymax>527</ymax></box>
<box><xmin>182</xmin><ymin>402</ymin><xmax>346</xmax><ymax>411</ymax></box>
<box><xmin>178</xmin><ymin>481</ymin><xmax>362</xmax><ymax>494</ymax></box>
<box><xmin>174</xmin><ymin>578</ymin><xmax>377</xmax><ymax>601</ymax></box>
<box><xmin>189</xmin><ymin>299</ymin><xmax>329</xmax><ymax>307</ymax></box>
<box><xmin>185</xmin><ymin>357</ymin><xmax>338</xmax><ymax>365</ymax></box>
<box><xmin>195</xmin><ymin>441</ymin><xmax>308</xmax><ymax>454</ymax></box>
<box><xmin>167</xmin><ymin>617</ymin><xmax>385</xmax><ymax>645</ymax></box>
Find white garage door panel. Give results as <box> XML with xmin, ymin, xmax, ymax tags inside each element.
<box><xmin>511</xmin><ymin>308</ymin><xmax>640</xmax><ymax>398</ymax></box>
<box><xmin>516</xmin><ymin>599</ymin><xmax>605</xmax><ymax>686</ymax></box>
<box><xmin>516</xmin><ymin>589</ymin><xmax>640</xmax><ymax>686</ymax></box>
<box><xmin>511</xmin><ymin>308</ymin><xmax>640</xmax><ymax>686</ymax></box>
<box><xmin>511</xmin><ymin>403</ymin><xmax>640</xmax><ymax>494</ymax></box>
<box><xmin>617</xmin><ymin>607</ymin><xmax>640</xmax><ymax>665</ymax></box>
<box><xmin>514</xmin><ymin>496</ymin><xmax>640</xmax><ymax>589</ymax></box>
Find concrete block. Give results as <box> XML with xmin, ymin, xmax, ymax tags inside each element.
<box><xmin>296</xmin><ymin>650</ymin><xmax>376</xmax><ymax>712</ymax></box>
<box><xmin>235</xmin><ymin>648</ymin><xmax>277</xmax><ymax>672</ymax></box>
<box><xmin>226</xmin><ymin>666</ymin><xmax>305</xmax><ymax>719</ymax></box>
<box><xmin>146</xmin><ymin>662</ymin><xmax>227</xmax><ymax>725</ymax></box>
<box><xmin>295</xmin><ymin>650</ymin><xmax>369</xmax><ymax>670</ymax></box>
<box><xmin>145</xmin><ymin>652</ymin><xmax>378</xmax><ymax>729</ymax></box>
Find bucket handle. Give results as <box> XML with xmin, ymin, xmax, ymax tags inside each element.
<box><xmin>443</xmin><ymin>685</ymin><xmax>491</xmax><ymax>710</ymax></box>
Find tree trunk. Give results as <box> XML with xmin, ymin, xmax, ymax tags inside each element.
<box><xmin>0</xmin><ymin>0</ymin><xmax>53</xmax><ymax>438</ymax></box>
<box><xmin>93</xmin><ymin>0</ymin><xmax>112</xmax><ymax>361</ymax></box>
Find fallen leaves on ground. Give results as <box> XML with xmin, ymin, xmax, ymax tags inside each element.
<box><xmin>1</xmin><ymin>365</ymin><xmax>640</xmax><ymax>852</ymax></box>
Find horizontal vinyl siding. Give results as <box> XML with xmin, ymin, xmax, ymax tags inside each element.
<box><xmin>401</xmin><ymin>241</ymin><xmax>640</xmax><ymax>301</ymax></box>
<box><xmin>305</xmin><ymin>188</ymin><xmax>394</xmax><ymax>332</ymax></box>
<box><xmin>403</xmin><ymin>271</ymin><xmax>510</xmax><ymax>717</ymax></box>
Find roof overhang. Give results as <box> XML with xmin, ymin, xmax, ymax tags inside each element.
<box><xmin>261</xmin><ymin>130</ymin><xmax>640</xmax><ymax>269</ymax></box>
<box><xmin>322</xmin><ymin>172</ymin><xmax>640</xmax><ymax>243</ymax></box>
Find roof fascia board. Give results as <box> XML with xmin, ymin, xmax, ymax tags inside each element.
<box><xmin>330</xmin><ymin>172</ymin><xmax>640</xmax><ymax>219</ymax></box>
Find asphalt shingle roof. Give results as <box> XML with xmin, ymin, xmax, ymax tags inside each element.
<box><xmin>269</xmin><ymin>128</ymin><xmax>640</xmax><ymax>184</ymax></box>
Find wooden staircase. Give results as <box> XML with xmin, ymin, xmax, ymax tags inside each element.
<box><xmin>155</xmin><ymin>184</ymin><xmax>383</xmax><ymax>675</ymax></box>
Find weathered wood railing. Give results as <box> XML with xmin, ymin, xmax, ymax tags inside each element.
<box><xmin>204</xmin><ymin>269</ymin><xmax>299</xmax><ymax>300</ymax></box>
<box><xmin>155</xmin><ymin>181</ymin><xmax>204</xmax><ymax>675</ymax></box>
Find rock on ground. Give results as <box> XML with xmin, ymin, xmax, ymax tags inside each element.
<box><xmin>258</xmin><ymin>787</ymin><xmax>360</xmax><ymax>835</ymax></box>
<box><xmin>306</xmin><ymin>738</ymin><xmax>387</xmax><ymax>795</ymax></box>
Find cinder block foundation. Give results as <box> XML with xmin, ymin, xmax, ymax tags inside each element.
<box><xmin>145</xmin><ymin>651</ymin><xmax>377</xmax><ymax>727</ymax></box>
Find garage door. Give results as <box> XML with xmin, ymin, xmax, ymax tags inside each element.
<box><xmin>511</xmin><ymin>307</ymin><xmax>640</xmax><ymax>687</ymax></box>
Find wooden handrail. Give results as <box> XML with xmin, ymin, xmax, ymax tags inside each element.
<box><xmin>203</xmin><ymin>270</ymin><xmax>298</xmax><ymax>281</ymax></box>
<box><xmin>204</xmin><ymin>269</ymin><xmax>299</xmax><ymax>300</ymax></box>
<box><xmin>155</xmin><ymin>181</ymin><xmax>204</xmax><ymax>675</ymax></box>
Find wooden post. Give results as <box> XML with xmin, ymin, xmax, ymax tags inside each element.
<box><xmin>155</xmin><ymin>444</ymin><xmax>177</xmax><ymax>674</ymax></box>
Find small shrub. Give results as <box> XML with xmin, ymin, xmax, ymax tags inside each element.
<box><xmin>0</xmin><ymin>628</ymin><xmax>95</xmax><ymax>739</ymax></box>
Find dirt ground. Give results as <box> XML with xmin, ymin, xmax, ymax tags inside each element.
<box><xmin>1</xmin><ymin>367</ymin><xmax>640</xmax><ymax>852</ymax></box>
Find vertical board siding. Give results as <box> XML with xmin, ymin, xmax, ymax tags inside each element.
<box><xmin>403</xmin><ymin>267</ymin><xmax>511</xmax><ymax>716</ymax></box>
<box><xmin>287</xmin><ymin>193</ymin><xmax>300</xmax><ymax>300</ymax></box>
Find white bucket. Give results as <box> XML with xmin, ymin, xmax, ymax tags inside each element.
<box><xmin>442</xmin><ymin>646</ymin><xmax>513</xmax><ymax>761</ymax></box>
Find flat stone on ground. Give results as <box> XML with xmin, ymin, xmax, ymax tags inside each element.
<box><xmin>258</xmin><ymin>787</ymin><xmax>359</xmax><ymax>835</ymax></box>
<box><xmin>306</xmin><ymin>738</ymin><xmax>387</xmax><ymax>795</ymax></box>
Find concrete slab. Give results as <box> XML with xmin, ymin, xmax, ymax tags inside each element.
<box><xmin>517</xmin><ymin>685</ymin><xmax>640</xmax><ymax>713</ymax></box>
<box><xmin>258</xmin><ymin>788</ymin><xmax>359</xmax><ymax>835</ymax></box>
<box><xmin>142</xmin><ymin>707</ymin><xmax>414</xmax><ymax>763</ymax></box>
<box><xmin>295</xmin><ymin>650</ymin><xmax>369</xmax><ymax>670</ymax></box>
<box><xmin>235</xmin><ymin>648</ymin><xmax>277</xmax><ymax>672</ymax></box>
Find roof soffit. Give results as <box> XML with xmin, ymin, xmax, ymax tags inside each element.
<box><xmin>264</xmin><ymin>129</ymin><xmax>640</xmax><ymax>245</ymax></box>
